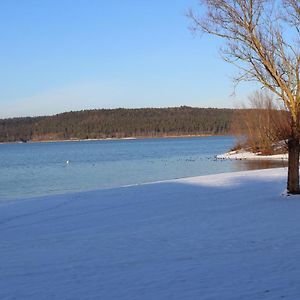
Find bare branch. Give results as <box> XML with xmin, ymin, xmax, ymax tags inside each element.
<box><xmin>188</xmin><ymin>0</ymin><xmax>300</xmax><ymax>123</ymax></box>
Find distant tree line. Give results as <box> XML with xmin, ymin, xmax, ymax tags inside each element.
<box><xmin>0</xmin><ymin>106</ymin><xmax>234</xmax><ymax>142</ymax></box>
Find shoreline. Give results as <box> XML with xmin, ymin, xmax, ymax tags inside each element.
<box><xmin>1</xmin><ymin>166</ymin><xmax>288</xmax><ymax>203</ymax></box>
<box><xmin>217</xmin><ymin>149</ymin><xmax>288</xmax><ymax>161</ymax></box>
<box><xmin>0</xmin><ymin>134</ymin><xmax>228</xmax><ymax>145</ymax></box>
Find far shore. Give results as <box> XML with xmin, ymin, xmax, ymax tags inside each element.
<box><xmin>0</xmin><ymin>134</ymin><xmax>229</xmax><ymax>145</ymax></box>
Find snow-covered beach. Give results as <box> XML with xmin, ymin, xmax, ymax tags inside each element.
<box><xmin>217</xmin><ymin>150</ymin><xmax>288</xmax><ymax>160</ymax></box>
<box><xmin>1</xmin><ymin>168</ymin><xmax>300</xmax><ymax>299</ymax></box>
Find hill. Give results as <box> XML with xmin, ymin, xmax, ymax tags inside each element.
<box><xmin>0</xmin><ymin>106</ymin><xmax>234</xmax><ymax>142</ymax></box>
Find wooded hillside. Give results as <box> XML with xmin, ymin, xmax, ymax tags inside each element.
<box><xmin>0</xmin><ymin>107</ymin><xmax>234</xmax><ymax>142</ymax></box>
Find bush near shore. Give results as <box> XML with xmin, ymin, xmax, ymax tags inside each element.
<box><xmin>231</xmin><ymin>92</ymin><xmax>290</xmax><ymax>155</ymax></box>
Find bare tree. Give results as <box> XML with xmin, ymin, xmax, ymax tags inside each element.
<box><xmin>188</xmin><ymin>0</ymin><xmax>300</xmax><ymax>193</ymax></box>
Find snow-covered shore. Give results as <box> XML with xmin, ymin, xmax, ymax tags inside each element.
<box><xmin>1</xmin><ymin>168</ymin><xmax>300</xmax><ymax>299</ymax></box>
<box><xmin>217</xmin><ymin>150</ymin><xmax>288</xmax><ymax>160</ymax></box>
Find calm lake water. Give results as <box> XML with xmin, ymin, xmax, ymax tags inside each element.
<box><xmin>0</xmin><ymin>136</ymin><xmax>286</xmax><ymax>201</ymax></box>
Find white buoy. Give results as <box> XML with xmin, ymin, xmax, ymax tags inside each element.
<box><xmin>66</xmin><ymin>160</ymin><xmax>69</xmax><ymax>164</ymax></box>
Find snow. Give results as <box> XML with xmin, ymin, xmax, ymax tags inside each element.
<box><xmin>217</xmin><ymin>150</ymin><xmax>288</xmax><ymax>160</ymax></box>
<box><xmin>1</xmin><ymin>168</ymin><xmax>300</xmax><ymax>299</ymax></box>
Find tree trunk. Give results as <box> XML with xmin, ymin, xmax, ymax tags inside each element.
<box><xmin>287</xmin><ymin>137</ymin><xmax>300</xmax><ymax>194</ymax></box>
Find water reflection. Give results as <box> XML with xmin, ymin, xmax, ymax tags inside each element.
<box><xmin>232</xmin><ymin>159</ymin><xmax>287</xmax><ymax>172</ymax></box>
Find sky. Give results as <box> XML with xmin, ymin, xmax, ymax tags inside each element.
<box><xmin>0</xmin><ymin>0</ymin><xmax>258</xmax><ymax>118</ymax></box>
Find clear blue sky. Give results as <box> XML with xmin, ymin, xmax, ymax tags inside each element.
<box><xmin>0</xmin><ymin>0</ymin><xmax>257</xmax><ymax>118</ymax></box>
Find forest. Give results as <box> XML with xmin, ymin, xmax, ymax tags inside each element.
<box><xmin>0</xmin><ymin>106</ymin><xmax>234</xmax><ymax>142</ymax></box>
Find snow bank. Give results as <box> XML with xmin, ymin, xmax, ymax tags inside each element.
<box><xmin>217</xmin><ymin>150</ymin><xmax>288</xmax><ymax>160</ymax></box>
<box><xmin>1</xmin><ymin>168</ymin><xmax>300</xmax><ymax>299</ymax></box>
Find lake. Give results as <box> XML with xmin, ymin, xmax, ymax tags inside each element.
<box><xmin>0</xmin><ymin>136</ymin><xmax>286</xmax><ymax>201</ymax></box>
